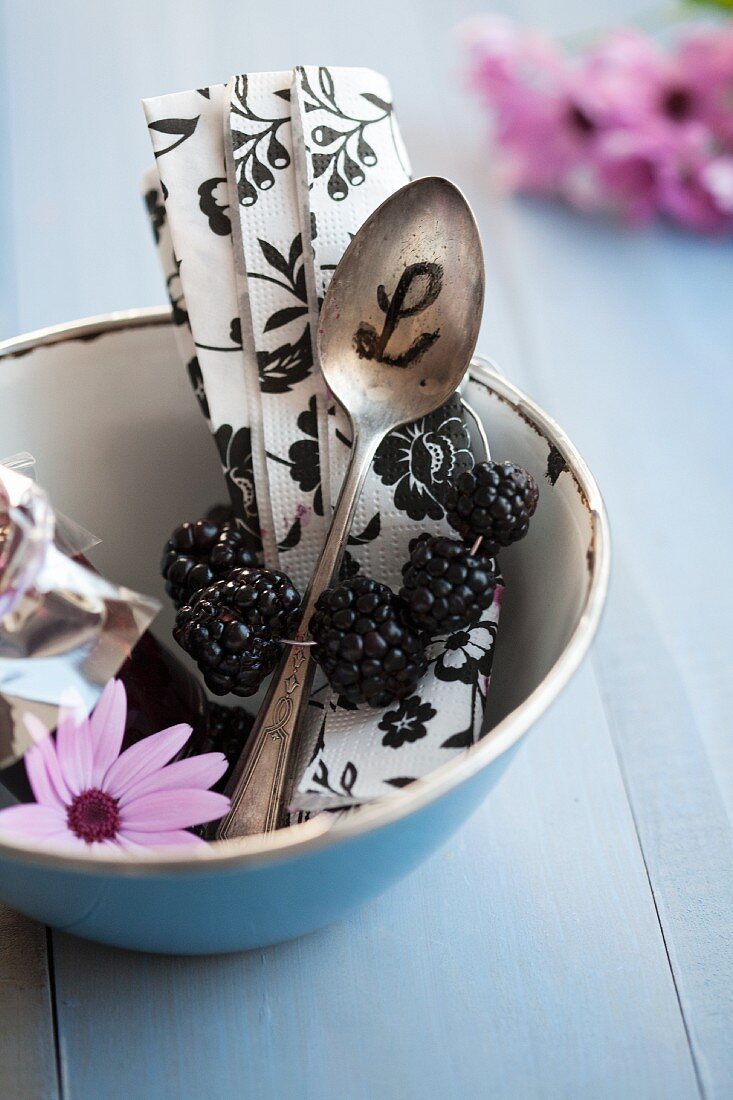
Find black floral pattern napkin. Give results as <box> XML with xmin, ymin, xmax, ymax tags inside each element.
<box><xmin>224</xmin><ymin>71</ymin><xmax>329</xmax><ymax>591</ymax></box>
<box><xmin>285</xmin><ymin>67</ymin><xmax>501</xmax><ymax>811</ymax></box>
<box><xmin>141</xmin><ymin>68</ymin><xmax>501</xmax><ymax>815</ymax></box>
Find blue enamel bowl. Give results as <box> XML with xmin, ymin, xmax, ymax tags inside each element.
<box><xmin>0</xmin><ymin>310</ymin><xmax>609</xmax><ymax>954</ymax></box>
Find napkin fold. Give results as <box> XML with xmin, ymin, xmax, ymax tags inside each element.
<box><xmin>224</xmin><ymin>71</ymin><xmax>329</xmax><ymax>592</ymax></box>
<box><xmin>142</xmin><ymin>168</ymin><xmax>210</xmax><ymax>428</ymax></box>
<box><xmin>142</xmin><ymin>89</ymin><xmax>262</xmax><ymax>552</ymax></box>
<box><xmin>142</xmin><ymin>67</ymin><xmax>501</xmax><ymax>816</ymax></box>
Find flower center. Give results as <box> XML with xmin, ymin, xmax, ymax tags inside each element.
<box><xmin>662</xmin><ymin>86</ymin><xmax>694</xmax><ymax>122</ymax></box>
<box><xmin>66</xmin><ymin>788</ymin><xmax>120</xmax><ymax>844</ymax></box>
<box><xmin>447</xmin><ymin>630</ymin><xmax>470</xmax><ymax>651</ymax></box>
<box><xmin>566</xmin><ymin>103</ymin><xmax>596</xmax><ymax>137</ymax></box>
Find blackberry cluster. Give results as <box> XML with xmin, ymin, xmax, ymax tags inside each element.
<box><xmin>165</xmin><ymin>458</ymin><xmax>537</xmax><ymax>713</ymax></box>
<box><xmin>197</xmin><ymin>704</ymin><xmax>254</xmax><ymax>791</ymax></box>
<box><xmin>161</xmin><ymin>516</ymin><xmax>258</xmax><ymax>608</ymax></box>
<box><xmin>173</xmin><ymin>567</ymin><xmax>301</xmax><ymax>697</ymax></box>
<box><xmin>310</xmin><ymin>576</ymin><xmax>428</xmax><ymax>708</ymax></box>
<box><xmin>446</xmin><ymin>460</ymin><xmax>539</xmax><ymax>554</ymax></box>
<box><xmin>400</xmin><ymin>533</ymin><xmax>498</xmax><ymax>636</ymax></box>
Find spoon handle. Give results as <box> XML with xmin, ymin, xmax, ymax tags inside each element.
<box><xmin>214</xmin><ymin>429</ymin><xmax>381</xmax><ymax>840</ymax></box>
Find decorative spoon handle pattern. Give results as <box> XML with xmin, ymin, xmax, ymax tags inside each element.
<box><xmin>215</xmin><ymin>433</ymin><xmax>379</xmax><ymax>838</ymax></box>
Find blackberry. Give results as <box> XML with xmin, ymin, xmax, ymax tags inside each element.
<box><xmin>400</xmin><ymin>533</ymin><xmax>498</xmax><ymax>635</ymax></box>
<box><xmin>309</xmin><ymin>576</ymin><xmax>428</xmax><ymax>708</ymax></box>
<box><xmin>161</xmin><ymin>516</ymin><xmax>258</xmax><ymax>608</ymax></box>
<box><xmin>446</xmin><ymin>460</ymin><xmax>539</xmax><ymax>553</ymax></box>
<box><xmin>173</xmin><ymin>567</ymin><xmax>301</xmax><ymax>696</ymax></box>
<box><xmin>197</xmin><ymin>704</ymin><xmax>254</xmax><ymax>790</ymax></box>
<box><xmin>207</xmin><ymin>524</ymin><xmax>260</xmax><ymax>577</ymax></box>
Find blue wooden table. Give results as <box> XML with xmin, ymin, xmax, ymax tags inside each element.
<box><xmin>1</xmin><ymin>1</ymin><xmax>731</xmax><ymax>1096</ymax></box>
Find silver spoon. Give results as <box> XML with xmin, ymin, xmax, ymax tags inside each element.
<box><xmin>215</xmin><ymin>176</ymin><xmax>485</xmax><ymax>841</ymax></box>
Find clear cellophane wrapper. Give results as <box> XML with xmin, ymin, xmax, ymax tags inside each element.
<box><xmin>0</xmin><ymin>460</ymin><xmax>159</xmax><ymax>772</ymax></box>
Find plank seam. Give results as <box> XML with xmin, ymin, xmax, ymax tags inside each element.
<box><xmin>590</xmin><ymin>649</ymin><xmax>706</xmax><ymax>1100</ymax></box>
<box><xmin>45</xmin><ymin>928</ymin><xmax>65</xmax><ymax>1100</ymax></box>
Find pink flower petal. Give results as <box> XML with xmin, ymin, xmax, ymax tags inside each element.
<box><xmin>22</xmin><ymin>716</ymin><xmax>72</xmax><ymax>806</ymax></box>
<box><xmin>90</xmin><ymin>679</ymin><xmax>127</xmax><ymax>785</ymax></box>
<box><xmin>49</xmin><ymin>833</ymin><xmax>92</xmax><ymax>852</ymax></box>
<box><xmin>103</xmin><ymin>724</ymin><xmax>192</xmax><ymax>800</ymax></box>
<box><xmin>118</xmin><ymin>753</ymin><xmax>228</xmax><ymax>805</ymax></box>
<box><xmin>0</xmin><ymin>803</ymin><xmax>67</xmax><ymax>838</ymax></box>
<box><xmin>56</xmin><ymin>711</ymin><xmax>94</xmax><ymax>795</ymax></box>
<box><xmin>108</xmin><ymin>834</ymin><xmax>145</xmax><ymax>852</ymax></box>
<box><xmin>118</xmin><ymin>828</ymin><xmax>208</xmax><ymax>849</ymax></box>
<box><xmin>24</xmin><ymin>737</ymin><xmax>65</xmax><ymax>810</ymax></box>
<box><xmin>23</xmin><ymin>712</ymin><xmax>49</xmax><ymax>747</ymax></box>
<box><xmin>120</xmin><ymin>789</ymin><xmax>230</xmax><ymax>831</ymax></box>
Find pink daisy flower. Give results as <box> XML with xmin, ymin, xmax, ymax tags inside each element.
<box><xmin>657</xmin><ymin>142</ymin><xmax>733</xmax><ymax>232</ymax></box>
<box><xmin>584</xmin><ymin>30</ymin><xmax>690</xmax><ymax>131</ymax></box>
<box><xmin>462</xmin><ymin>16</ymin><xmax>599</xmax><ymax>193</ymax></box>
<box><xmin>461</xmin><ymin>17</ymin><xmax>733</xmax><ymax>234</ymax></box>
<box><xmin>592</xmin><ymin>127</ymin><xmax>673</xmax><ymax>225</ymax></box>
<box><xmin>0</xmin><ymin>679</ymin><xmax>230</xmax><ymax>852</ymax></box>
<box><xmin>678</xmin><ymin>25</ymin><xmax>733</xmax><ymax>146</ymax></box>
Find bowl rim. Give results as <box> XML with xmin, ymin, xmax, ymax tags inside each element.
<box><xmin>0</xmin><ymin>308</ymin><xmax>610</xmax><ymax>875</ymax></box>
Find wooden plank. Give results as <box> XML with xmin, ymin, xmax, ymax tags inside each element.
<box><xmin>51</xmin><ymin>666</ymin><xmax>699</xmax><ymax>1100</ymax></box>
<box><xmin>594</xmin><ymin>563</ymin><xmax>733</xmax><ymax>1098</ymax></box>
<box><xmin>488</xmin><ymin>176</ymin><xmax>733</xmax><ymax>1097</ymax></box>
<box><xmin>419</xmin><ymin>0</ymin><xmax>733</xmax><ymax>1089</ymax></box>
<box><xmin>0</xmin><ymin>907</ymin><xmax>59</xmax><ymax>1100</ymax></box>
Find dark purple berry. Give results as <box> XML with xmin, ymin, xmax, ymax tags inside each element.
<box><xmin>173</xmin><ymin>568</ymin><xmax>301</xmax><ymax>697</ymax></box>
<box><xmin>309</xmin><ymin>576</ymin><xmax>427</xmax><ymax>708</ymax></box>
<box><xmin>196</xmin><ymin>704</ymin><xmax>254</xmax><ymax>791</ymax></box>
<box><xmin>400</xmin><ymin>533</ymin><xmax>498</xmax><ymax>635</ymax></box>
<box><xmin>161</xmin><ymin>514</ymin><xmax>259</xmax><ymax>608</ymax></box>
<box><xmin>446</xmin><ymin>460</ymin><xmax>538</xmax><ymax>553</ymax></box>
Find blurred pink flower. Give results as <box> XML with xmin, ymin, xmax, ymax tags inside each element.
<box><xmin>585</xmin><ymin>30</ymin><xmax>692</xmax><ymax>129</ymax></box>
<box><xmin>678</xmin><ymin>25</ymin><xmax>733</xmax><ymax>144</ymax></box>
<box><xmin>0</xmin><ymin>679</ymin><xmax>229</xmax><ymax>852</ymax></box>
<box><xmin>461</xmin><ymin>16</ymin><xmax>733</xmax><ymax>233</ymax></box>
<box><xmin>658</xmin><ymin>143</ymin><xmax>733</xmax><ymax>231</ymax></box>
<box><xmin>593</xmin><ymin>128</ymin><xmax>664</xmax><ymax>224</ymax></box>
<box><xmin>463</xmin><ymin>16</ymin><xmax>600</xmax><ymax>192</ymax></box>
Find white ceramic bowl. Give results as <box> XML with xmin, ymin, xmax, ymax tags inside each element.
<box><xmin>0</xmin><ymin>310</ymin><xmax>609</xmax><ymax>954</ymax></box>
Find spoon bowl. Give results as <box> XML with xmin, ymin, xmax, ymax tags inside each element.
<box><xmin>318</xmin><ymin>177</ymin><xmax>485</xmax><ymax>431</ymax></box>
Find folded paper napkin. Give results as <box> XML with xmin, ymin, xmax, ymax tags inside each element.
<box><xmin>142</xmin><ymin>67</ymin><xmax>501</xmax><ymax>814</ymax></box>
